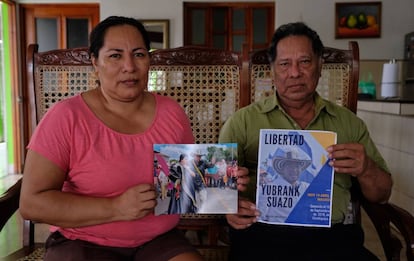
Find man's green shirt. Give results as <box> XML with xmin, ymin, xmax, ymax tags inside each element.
<box><xmin>218</xmin><ymin>93</ymin><xmax>389</xmax><ymax>224</ymax></box>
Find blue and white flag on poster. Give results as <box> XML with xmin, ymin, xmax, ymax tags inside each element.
<box><xmin>256</xmin><ymin>129</ymin><xmax>337</xmax><ymax>227</ymax></box>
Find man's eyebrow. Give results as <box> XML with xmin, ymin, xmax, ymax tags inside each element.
<box><xmin>106</xmin><ymin>47</ymin><xmax>147</xmax><ymax>52</ymax></box>
<box><xmin>106</xmin><ymin>48</ymin><xmax>123</xmax><ymax>52</ymax></box>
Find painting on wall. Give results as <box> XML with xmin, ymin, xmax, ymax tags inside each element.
<box><xmin>335</xmin><ymin>2</ymin><xmax>381</xmax><ymax>38</ymax></box>
<box><xmin>140</xmin><ymin>19</ymin><xmax>170</xmax><ymax>49</ymax></box>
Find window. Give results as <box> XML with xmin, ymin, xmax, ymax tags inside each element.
<box><xmin>21</xmin><ymin>4</ymin><xmax>99</xmax><ymax>51</ymax></box>
<box><xmin>184</xmin><ymin>2</ymin><xmax>274</xmax><ymax>53</ymax></box>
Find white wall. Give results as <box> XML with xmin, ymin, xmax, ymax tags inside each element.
<box><xmin>102</xmin><ymin>0</ymin><xmax>414</xmax><ymax>60</ymax></box>
<box><xmin>357</xmin><ymin>106</ymin><xmax>414</xmax><ymax>215</ymax></box>
<box><xmin>17</xmin><ymin>0</ymin><xmax>414</xmax><ymax>59</ymax></box>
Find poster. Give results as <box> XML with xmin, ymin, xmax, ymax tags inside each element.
<box><xmin>256</xmin><ymin>129</ymin><xmax>337</xmax><ymax>227</ymax></box>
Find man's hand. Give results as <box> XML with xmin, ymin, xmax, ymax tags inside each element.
<box><xmin>327</xmin><ymin>143</ymin><xmax>392</xmax><ymax>203</ymax></box>
<box><xmin>226</xmin><ymin>198</ymin><xmax>259</xmax><ymax>229</ymax></box>
<box><xmin>327</xmin><ymin>143</ymin><xmax>368</xmax><ymax>177</ymax></box>
<box><xmin>233</xmin><ymin>166</ymin><xmax>249</xmax><ymax>192</ymax></box>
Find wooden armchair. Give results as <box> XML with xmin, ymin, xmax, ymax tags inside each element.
<box><xmin>0</xmin><ymin>179</ymin><xmax>21</xmax><ymax>232</ymax></box>
<box><xmin>245</xmin><ymin>41</ymin><xmax>414</xmax><ymax>261</ymax></box>
<box><xmin>148</xmin><ymin>46</ymin><xmax>246</xmax><ymax>142</ymax></box>
<box><xmin>147</xmin><ymin>46</ymin><xmax>246</xmax><ymax>259</ymax></box>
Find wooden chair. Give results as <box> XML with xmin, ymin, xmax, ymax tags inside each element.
<box><xmin>0</xmin><ymin>45</ymin><xmax>96</xmax><ymax>261</ymax></box>
<box><xmin>0</xmin><ymin>178</ymin><xmax>45</xmax><ymax>260</ymax></box>
<box><xmin>0</xmin><ymin>179</ymin><xmax>21</xmax><ymax>232</ymax></box>
<box><xmin>148</xmin><ymin>45</ymin><xmax>246</xmax><ymax>142</ymax></box>
<box><xmin>147</xmin><ymin>46</ymin><xmax>246</xmax><ymax>259</ymax></box>
<box><xmin>245</xmin><ymin>41</ymin><xmax>414</xmax><ymax>261</ymax></box>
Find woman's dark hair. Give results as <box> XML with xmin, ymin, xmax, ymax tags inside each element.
<box><xmin>88</xmin><ymin>16</ymin><xmax>151</xmax><ymax>58</ymax></box>
<box><xmin>267</xmin><ymin>22</ymin><xmax>324</xmax><ymax>63</ymax></box>
<box><xmin>179</xmin><ymin>154</ymin><xmax>187</xmax><ymax>162</ymax></box>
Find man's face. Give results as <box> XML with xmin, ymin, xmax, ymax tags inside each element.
<box><xmin>279</xmin><ymin>161</ymin><xmax>301</xmax><ymax>184</ymax></box>
<box><xmin>272</xmin><ymin>35</ymin><xmax>322</xmax><ymax>103</ymax></box>
<box><xmin>194</xmin><ymin>155</ymin><xmax>201</xmax><ymax>162</ymax></box>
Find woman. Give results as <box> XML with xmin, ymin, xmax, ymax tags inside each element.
<box><xmin>167</xmin><ymin>161</ymin><xmax>182</xmax><ymax>214</ymax></box>
<box><xmin>178</xmin><ymin>154</ymin><xmax>197</xmax><ymax>214</ymax></box>
<box><xmin>19</xmin><ymin>16</ymin><xmax>203</xmax><ymax>261</ymax></box>
<box><xmin>167</xmin><ymin>154</ymin><xmax>197</xmax><ymax>214</ymax></box>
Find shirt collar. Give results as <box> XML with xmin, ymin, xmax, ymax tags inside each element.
<box><xmin>257</xmin><ymin>92</ymin><xmax>338</xmax><ymax>117</ymax></box>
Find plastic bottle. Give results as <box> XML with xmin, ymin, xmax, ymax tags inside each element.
<box><xmin>365</xmin><ymin>72</ymin><xmax>376</xmax><ymax>98</ymax></box>
<box><xmin>358</xmin><ymin>73</ymin><xmax>366</xmax><ymax>94</ymax></box>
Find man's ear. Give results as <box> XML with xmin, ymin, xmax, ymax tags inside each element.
<box><xmin>319</xmin><ymin>58</ymin><xmax>324</xmax><ymax>77</ymax></box>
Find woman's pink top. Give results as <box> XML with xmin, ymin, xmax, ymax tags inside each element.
<box><xmin>28</xmin><ymin>93</ymin><xmax>194</xmax><ymax>247</ymax></box>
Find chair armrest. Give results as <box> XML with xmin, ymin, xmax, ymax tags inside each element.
<box><xmin>386</xmin><ymin>202</ymin><xmax>414</xmax><ymax>260</ymax></box>
<box><xmin>0</xmin><ymin>178</ymin><xmax>22</xmax><ymax>231</ymax></box>
<box><xmin>362</xmin><ymin>200</ymin><xmax>414</xmax><ymax>261</ymax></box>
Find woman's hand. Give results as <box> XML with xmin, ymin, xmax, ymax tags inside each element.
<box><xmin>113</xmin><ymin>183</ymin><xmax>157</xmax><ymax>221</ymax></box>
<box><xmin>226</xmin><ymin>198</ymin><xmax>259</xmax><ymax>229</ymax></box>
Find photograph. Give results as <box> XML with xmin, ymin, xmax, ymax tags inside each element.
<box><xmin>153</xmin><ymin>143</ymin><xmax>238</xmax><ymax>215</ymax></box>
<box><xmin>140</xmin><ymin>19</ymin><xmax>170</xmax><ymax>49</ymax></box>
<box><xmin>335</xmin><ymin>2</ymin><xmax>381</xmax><ymax>38</ymax></box>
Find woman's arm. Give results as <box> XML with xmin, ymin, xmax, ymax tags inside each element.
<box><xmin>19</xmin><ymin>150</ymin><xmax>157</xmax><ymax>228</ymax></box>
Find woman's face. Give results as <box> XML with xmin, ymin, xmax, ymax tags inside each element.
<box><xmin>91</xmin><ymin>24</ymin><xmax>150</xmax><ymax>101</ymax></box>
<box><xmin>181</xmin><ymin>157</ymin><xmax>188</xmax><ymax>165</ymax></box>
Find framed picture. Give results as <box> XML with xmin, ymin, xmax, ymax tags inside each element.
<box><xmin>335</xmin><ymin>2</ymin><xmax>381</xmax><ymax>38</ymax></box>
<box><xmin>140</xmin><ymin>19</ymin><xmax>170</xmax><ymax>49</ymax></box>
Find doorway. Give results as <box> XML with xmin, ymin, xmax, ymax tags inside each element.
<box><xmin>16</xmin><ymin>4</ymin><xmax>99</xmax><ymax>172</ymax></box>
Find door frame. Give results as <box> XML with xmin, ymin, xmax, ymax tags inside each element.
<box><xmin>16</xmin><ymin>3</ymin><xmax>99</xmax><ymax>172</ymax></box>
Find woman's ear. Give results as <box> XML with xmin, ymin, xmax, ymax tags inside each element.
<box><xmin>91</xmin><ymin>55</ymin><xmax>98</xmax><ymax>69</ymax></box>
<box><xmin>91</xmin><ymin>55</ymin><xmax>100</xmax><ymax>86</ymax></box>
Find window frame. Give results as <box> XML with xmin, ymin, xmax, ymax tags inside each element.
<box><xmin>184</xmin><ymin>2</ymin><xmax>274</xmax><ymax>53</ymax></box>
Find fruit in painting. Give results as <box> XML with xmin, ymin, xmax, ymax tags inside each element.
<box><xmin>357</xmin><ymin>12</ymin><xmax>367</xmax><ymax>28</ymax></box>
<box><xmin>346</xmin><ymin>14</ymin><xmax>358</xmax><ymax>28</ymax></box>
<box><xmin>367</xmin><ymin>15</ymin><xmax>376</xmax><ymax>27</ymax></box>
<box><xmin>339</xmin><ymin>16</ymin><xmax>347</xmax><ymax>27</ymax></box>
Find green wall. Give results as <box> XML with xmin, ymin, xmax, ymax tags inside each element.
<box><xmin>2</xmin><ymin>3</ymin><xmax>15</xmax><ymax>172</ymax></box>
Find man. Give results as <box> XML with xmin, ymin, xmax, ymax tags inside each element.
<box><xmin>219</xmin><ymin>22</ymin><xmax>392</xmax><ymax>261</ymax></box>
<box><xmin>189</xmin><ymin>150</ymin><xmax>212</xmax><ymax>208</ymax></box>
<box><xmin>258</xmin><ymin>149</ymin><xmax>311</xmax><ymax>223</ymax></box>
